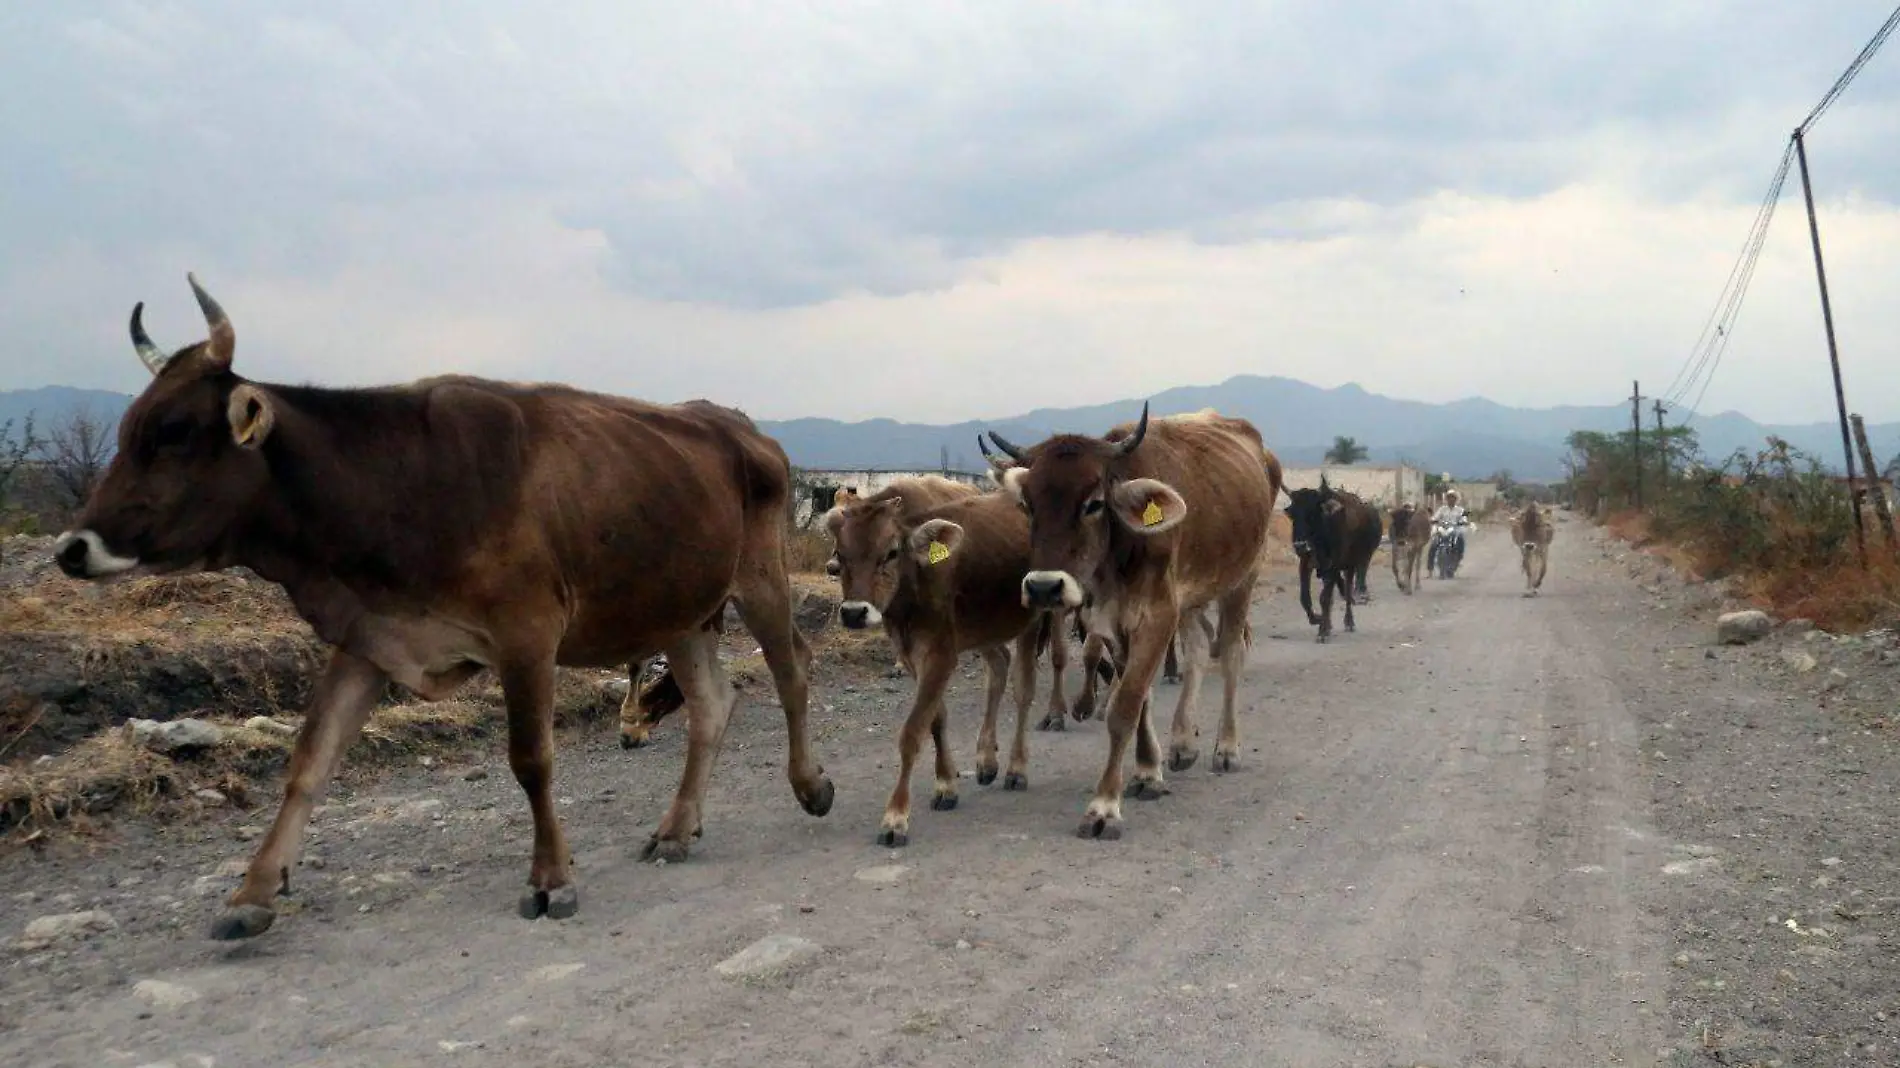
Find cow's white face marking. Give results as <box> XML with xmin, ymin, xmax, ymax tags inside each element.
<box><xmin>52</xmin><ymin>530</ymin><xmax>141</xmax><ymax>580</ymax></box>
<box><xmin>1021</xmin><ymin>570</ymin><xmax>1085</xmax><ymax>609</ymax></box>
<box><xmin>1001</xmin><ymin>466</ymin><xmax>1030</xmax><ymax>502</ymax></box>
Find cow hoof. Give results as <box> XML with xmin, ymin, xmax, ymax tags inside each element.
<box><xmin>641</xmin><ymin>835</ymin><xmax>691</xmax><ymax>864</ymax></box>
<box><xmin>1315</xmin><ymin>633</ymin><xmax>1331</xmax><ymax>644</ymax></box>
<box><xmin>1003</xmin><ymin>772</ymin><xmax>1027</xmax><ymax>791</ymax></box>
<box><xmin>976</xmin><ymin>765</ymin><xmax>998</xmax><ymax>785</ymax></box>
<box><xmin>1076</xmin><ymin>815</ymin><xmax>1124</xmax><ymax>841</ymax></box>
<box><xmin>1070</xmin><ymin>699</ymin><xmax>1096</xmax><ymax>723</ymax></box>
<box><xmin>519</xmin><ymin>885</ymin><xmax>581</xmax><ymax>921</ymax></box>
<box><xmin>876</xmin><ymin>827</ymin><xmax>909</xmax><ymax>848</ymax></box>
<box><xmin>1123</xmin><ymin>778</ymin><xmax>1169</xmax><ymax>802</ymax></box>
<box><xmin>800</xmin><ymin>776</ymin><xmax>836</xmax><ymax>818</ymax></box>
<box><xmin>931</xmin><ymin>793</ymin><xmax>958</xmax><ymax>812</ymax></box>
<box><xmin>1037</xmin><ymin>712</ymin><xmax>1066</xmax><ymax>732</ymax></box>
<box><xmin>207</xmin><ymin>904</ymin><xmax>276</xmax><ymax>941</ymax></box>
<box><xmin>1212</xmin><ymin>751</ymin><xmax>1239</xmax><ymax>773</ymax></box>
<box><xmin>1168</xmin><ymin>747</ymin><xmax>1198</xmax><ymax>772</ymax></box>
<box><xmin>1345</xmin><ymin>622</ymin><xmax>1356</xmax><ymax>633</ymax></box>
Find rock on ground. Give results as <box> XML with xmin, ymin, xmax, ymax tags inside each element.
<box><xmin>16</xmin><ymin>910</ymin><xmax>118</xmax><ymax>950</ymax></box>
<box><xmin>132</xmin><ymin>979</ymin><xmax>202</xmax><ymax>1010</ymax></box>
<box><xmin>1716</xmin><ymin>610</ymin><xmax>1773</xmax><ymax>645</ymax></box>
<box><xmin>129</xmin><ymin>718</ymin><xmax>225</xmax><ymax>753</ymax></box>
<box><xmin>713</xmin><ymin>934</ymin><xmax>822</xmax><ymax>979</ymax></box>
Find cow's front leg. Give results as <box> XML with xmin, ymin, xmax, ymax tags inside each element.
<box><xmin>1082</xmin><ymin>629</ymin><xmax>1170</xmax><ymax>839</ymax></box>
<box><xmin>881</xmin><ymin>649</ymin><xmax>956</xmax><ymax>847</ymax></box>
<box><xmin>1316</xmin><ymin>573</ymin><xmax>1336</xmax><ymax>643</ymax></box>
<box><xmin>212</xmin><ymin>649</ymin><xmax>386</xmax><ymax>940</ymax></box>
<box><xmin>974</xmin><ymin>645</ymin><xmax>1010</xmax><ymax>784</ymax></box>
<box><xmin>501</xmin><ymin>653</ymin><xmax>578</xmax><ymax>920</ymax></box>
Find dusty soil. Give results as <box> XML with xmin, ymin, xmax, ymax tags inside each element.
<box><xmin>1</xmin><ymin>515</ymin><xmax>1896</xmax><ymax>1067</ymax></box>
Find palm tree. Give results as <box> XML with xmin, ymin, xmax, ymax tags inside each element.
<box><xmin>1325</xmin><ymin>436</ymin><xmax>1369</xmax><ymax>465</ymax></box>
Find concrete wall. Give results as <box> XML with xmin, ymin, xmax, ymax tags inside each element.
<box><xmin>1450</xmin><ymin>480</ymin><xmax>1500</xmax><ymax>512</ymax></box>
<box><xmin>790</xmin><ymin>468</ymin><xmax>989</xmax><ymax>526</ymax></box>
<box><xmin>1280</xmin><ymin>464</ymin><xmax>1425</xmax><ymax>509</ymax></box>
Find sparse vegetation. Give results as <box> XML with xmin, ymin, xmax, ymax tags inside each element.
<box><xmin>35</xmin><ymin>405</ymin><xmax>115</xmax><ymax>515</ymax></box>
<box><xmin>1566</xmin><ymin>430</ymin><xmax>1900</xmax><ymax>630</ymax></box>
<box><xmin>0</xmin><ymin>414</ymin><xmax>38</xmax><ymax>522</ymax></box>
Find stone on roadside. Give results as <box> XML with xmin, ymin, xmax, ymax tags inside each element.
<box><xmin>1715</xmin><ymin>610</ymin><xmax>1772</xmax><ymax>646</ymax></box>
<box><xmin>129</xmin><ymin>718</ymin><xmax>225</xmax><ymax>753</ymax></box>
<box><xmin>714</xmin><ymin>934</ymin><xmax>822</xmax><ymax>979</ymax></box>
<box><xmin>244</xmin><ymin>716</ymin><xmax>297</xmax><ymax>737</ymax></box>
<box><xmin>133</xmin><ymin>979</ymin><xmax>202</xmax><ymax>1010</ymax></box>
<box><xmin>16</xmin><ymin>909</ymin><xmax>117</xmax><ymax>950</ymax></box>
<box><xmin>1781</xmin><ymin>649</ymin><xmax>1820</xmax><ymax>674</ymax></box>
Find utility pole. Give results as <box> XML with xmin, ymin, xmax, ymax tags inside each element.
<box><xmin>1652</xmin><ymin>399</ymin><xmax>1669</xmax><ymax>482</ymax></box>
<box><xmin>1631</xmin><ymin>380</ymin><xmax>1642</xmax><ymax>510</ymax></box>
<box><xmin>1793</xmin><ymin>128</ymin><xmax>1868</xmax><ymax>567</ymax></box>
<box><xmin>1850</xmin><ymin>414</ymin><xmax>1897</xmax><ymax>551</ymax></box>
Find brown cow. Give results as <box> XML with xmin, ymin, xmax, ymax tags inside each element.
<box><xmin>986</xmin><ymin>404</ymin><xmax>1275</xmax><ymax>839</ymax></box>
<box><xmin>1511</xmin><ymin>504</ymin><xmax>1555</xmax><ymax>596</ymax></box>
<box><xmin>52</xmin><ymin>275</ymin><xmax>834</xmax><ymax>940</ymax></box>
<box><xmin>827</xmin><ymin>492</ymin><xmax>1060</xmax><ymax>844</ymax></box>
<box><xmin>1388</xmin><ymin>501</ymin><xmax>1430</xmax><ymax>595</ymax></box>
<box><xmin>615</xmin><ymin>476</ymin><xmax>981</xmax><ymax>748</ymax></box>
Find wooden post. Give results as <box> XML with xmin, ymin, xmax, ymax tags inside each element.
<box><xmin>1851</xmin><ymin>414</ymin><xmax>1897</xmax><ymax>550</ymax></box>
<box><xmin>1794</xmin><ymin>129</ymin><xmax>1868</xmax><ymax>567</ymax></box>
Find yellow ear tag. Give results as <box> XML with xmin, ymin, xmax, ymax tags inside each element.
<box><xmin>1141</xmin><ymin>500</ymin><xmax>1165</xmax><ymax>527</ymax></box>
<box><xmin>927</xmin><ymin>541</ymin><xmax>951</xmax><ymax>565</ymax></box>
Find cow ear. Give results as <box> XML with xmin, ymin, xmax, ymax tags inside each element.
<box><xmin>1001</xmin><ymin>466</ymin><xmax>1030</xmax><ymax>502</ymax></box>
<box><xmin>824</xmin><ymin>553</ymin><xmax>841</xmax><ymax>577</ymax></box>
<box><xmin>909</xmin><ymin>519</ymin><xmax>965</xmax><ymax>565</ymax></box>
<box><xmin>227</xmin><ymin>384</ymin><xmax>275</xmax><ymax>450</ymax></box>
<box><xmin>822</xmin><ymin>507</ymin><xmax>847</xmax><ymax>538</ymax></box>
<box><xmin>1111</xmin><ymin>479</ymin><xmax>1187</xmax><ymax>535</ymax></box>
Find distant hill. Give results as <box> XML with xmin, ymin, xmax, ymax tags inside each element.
<box><xmin>5</xmin><ymin>376</ymin><xmax>1893</xmax><ymax>482</ymax></box>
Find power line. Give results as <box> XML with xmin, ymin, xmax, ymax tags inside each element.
<box><xmin>1665</xmin><ymin>4</ymin><xmax>1900</xmax><ymax>423</ymax></box>
<box><xmin>1798</xmin><ymin>4</ymin><xmax>1900</xmax><ymax>135</ymax></box>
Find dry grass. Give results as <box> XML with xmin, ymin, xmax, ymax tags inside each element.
<box><xmin>785</xmin><ymin>527</ymin><xmax>834</xmax><ymax>576</ymax></box>
<box><xmin>0</xmin><ymin>571</ymin><xmax>307</xmax><ymax>645</ymax></box>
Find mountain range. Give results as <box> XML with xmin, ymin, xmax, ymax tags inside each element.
<box><xmin>5</xmin><ymin>377</ymin><xmax>1894</xmax><ymax>483</ymax></box>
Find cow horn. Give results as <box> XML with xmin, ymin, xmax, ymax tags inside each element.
<box><xmin>130</xmin><ymin>302</ymin><xmax>169</xmax><ymax>376</ymax></box>
<box><xmin>187</xmin><ymin>272</ymin><xmax>235</xmax><ymax>368</ymax></box>
<box><xmin>1113</xmin><ymin>401</ymin><xmax>1150</xmax><ymax>456</ymax></box>
<box><xmin>976</xmin><ymin>434</ymin><xmax>994</xmax><ymax>460</ymax></box>
<box><xmin>985</xmin><ymin>430</ymin><xmax>1027</xmax><ymax>462</ymax></box>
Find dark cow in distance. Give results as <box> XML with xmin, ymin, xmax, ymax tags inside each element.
<box><xmin>52</xmin><ymin>275</ymin><xmax>835</xmax><ymax>940</ymax></box>
<box><xmin>1284</xmin><ymin>479</ymin><xmax>1382</xmax><ymax>641</ymax></box>
<box><xmin>1388</xmin><ymin>501</ymin><xmax>1430</xmax><ymax>595</ymax></box>
<box><xmin>828</xmin><ymin>491</ymin><xmax>1061</xmax><ymax>845</ymax></box>
<box><xmin>987</xmin><ymin>406</ymin><xmax>1276</xmax><ymax>840</ymax></box>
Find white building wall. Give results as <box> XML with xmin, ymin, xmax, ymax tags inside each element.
<box><xmin>1279</xmin><ymin>464</ymin><xmax>1425</xmax><ymax>509</ymax></box>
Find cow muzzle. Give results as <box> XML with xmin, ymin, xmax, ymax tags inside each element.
<box><xmin>838</xmin><ymin>601</ymin><xmax>882</xmax><ymax>630</ymax></box>
<box><xmin>52</xmin><ymin>530</ymin><xmax>140</xmax><ymax>581</ymax></box>
<box><xmin>1021</xmin><ymin>571</ymin><xmax>1083</xmax><ymax>610</ymax></box>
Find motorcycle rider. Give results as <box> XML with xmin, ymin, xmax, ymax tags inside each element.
<box><xmin>1429</xmin><ymin>489</ymin><xmax>1471</xmax><ymax>576</ymax></box>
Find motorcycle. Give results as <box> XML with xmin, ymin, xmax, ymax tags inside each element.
<box><xmin>1427</xmin><ymin>518</ymin><xmax>1468</xmax><ymax>579</ymax></box>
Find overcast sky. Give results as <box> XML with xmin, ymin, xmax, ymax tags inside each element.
<box><xmin>3</xmin><ymin>2</ymin><xmax>1897</xmax><ymax>425</ymax></box>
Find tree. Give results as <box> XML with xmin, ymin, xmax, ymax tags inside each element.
<box><xmin>1324</xmin><ymin>436</ymin><xmax>1369</xmax><ymax>464</ymax></box>
<box><xmin>37</xmin><ymin>406</ymin><xmax>115</xmax><ymax>514</ymax></box>
<box><xmin>0</xmin><ymin>414</ymin><xmax>38</xmax><ymax>517</ymax></box>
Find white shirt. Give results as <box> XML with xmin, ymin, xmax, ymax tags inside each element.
<box><xmin>1432</xmin><ymin>504</ymin><xmax>1468</xmax><ymax>526</ymax></box>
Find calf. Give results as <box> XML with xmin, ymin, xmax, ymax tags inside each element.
<box><xmin>1284</xmin><ymin>478</ymin><xmax>1381</xmax><ymax>642</ymax></box>
<box><xmin>52</xmin><ymin>276</ymin><xmax>834</xmax><ymax>939</ymax></box>
<box><xmin>1388</xmin><ymin>502</ymin><xmax>1430</xmax><ymax>595</ymax></box>
<box><xmin>828</xmin><ymin>492</ymin><xmax>1058</xmax><ymax>846</ymax></box>
<box><xmin>1511</xmin><ymin>504</ymin><xmax>1555</xmax><ymax>596</ymax></box>
<box><xmin>985</xmin><ymin>406</ymin><xmax>1276</xmax><ymax>839</ymax></box>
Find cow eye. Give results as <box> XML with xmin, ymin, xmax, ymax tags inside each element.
<box><xmin>882</xmin><ymin>547</ymin><xmax>900</xmax><ymax>563</ymax></box>
<box><xmin>1083</xmin><ymin>498</ymin><xmax>1105</xmax><ymax>517</ymax></box>
<box><xmin>153</xmin><ymin>419</ymin><xmax>193</xmax><ymax>452</ymax></box>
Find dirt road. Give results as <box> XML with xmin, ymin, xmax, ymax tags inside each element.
<box><xmin>4</xmin><ymin>514</ymin><xmax>1896</xmax><ymax>1067</ymax></box>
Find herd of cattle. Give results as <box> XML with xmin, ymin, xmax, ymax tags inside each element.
<box><xmin>46</xmin><ymin>275</ymin><xmax>1555</xmax><ymax>944</ymax></box>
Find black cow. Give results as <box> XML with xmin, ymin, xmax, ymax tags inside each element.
<box><xmin>1284</xmin><ymin>479</ymin><xmax>1382</xmax><ymax>642</ymax></box>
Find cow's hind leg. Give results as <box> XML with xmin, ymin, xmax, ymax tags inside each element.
<box><xmin>973</xmin><ymin>645</ymin><xmax>1011</xmax><ymax>785</ymax></box>
<box><xmin>881</xmin><ymin>644</ymin><xmax>956</xmax><ymax>847</ymax></box>
<box><xmin>1041</xmin><ymin>613</ymin><xmax>1071</xmax><ymax>735</ymax></box>
<box><xmin>1165</xmin><ymin>613</ymin><xmax>1208</xmax><ymax>773</ymax></box>
<box><xmin>1343</xmin><ymin>567</ymin><xmax>1358</xmax><ymax>632</ymax></box>
<box><xmin>212</xmin><ymin>649</ymin><xmax>386</xmax><ymax>940</ymax></box>
<box><xmin>1211</xmin><ymin>579</ymin><xmax>1255</xmax><ymax>772</ymax></box>
<box><xmin>1069</xmin><ymin>629</ymin><xmax>1116</xmax><ymax>723</ymax></box>
<box><xmin>732</xmin><ymin>536</ymin><xmax>834</xmax><ymax>819</ymax></box>
<box><xmin>499</xmin><ymin>651</ymin><xmax>580</xmax><ymax>920</ymax></box>
<box><xmin>642</xmin><ymin>627</ymin><xmax>733</xmax><ymax>863</ymax></box>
